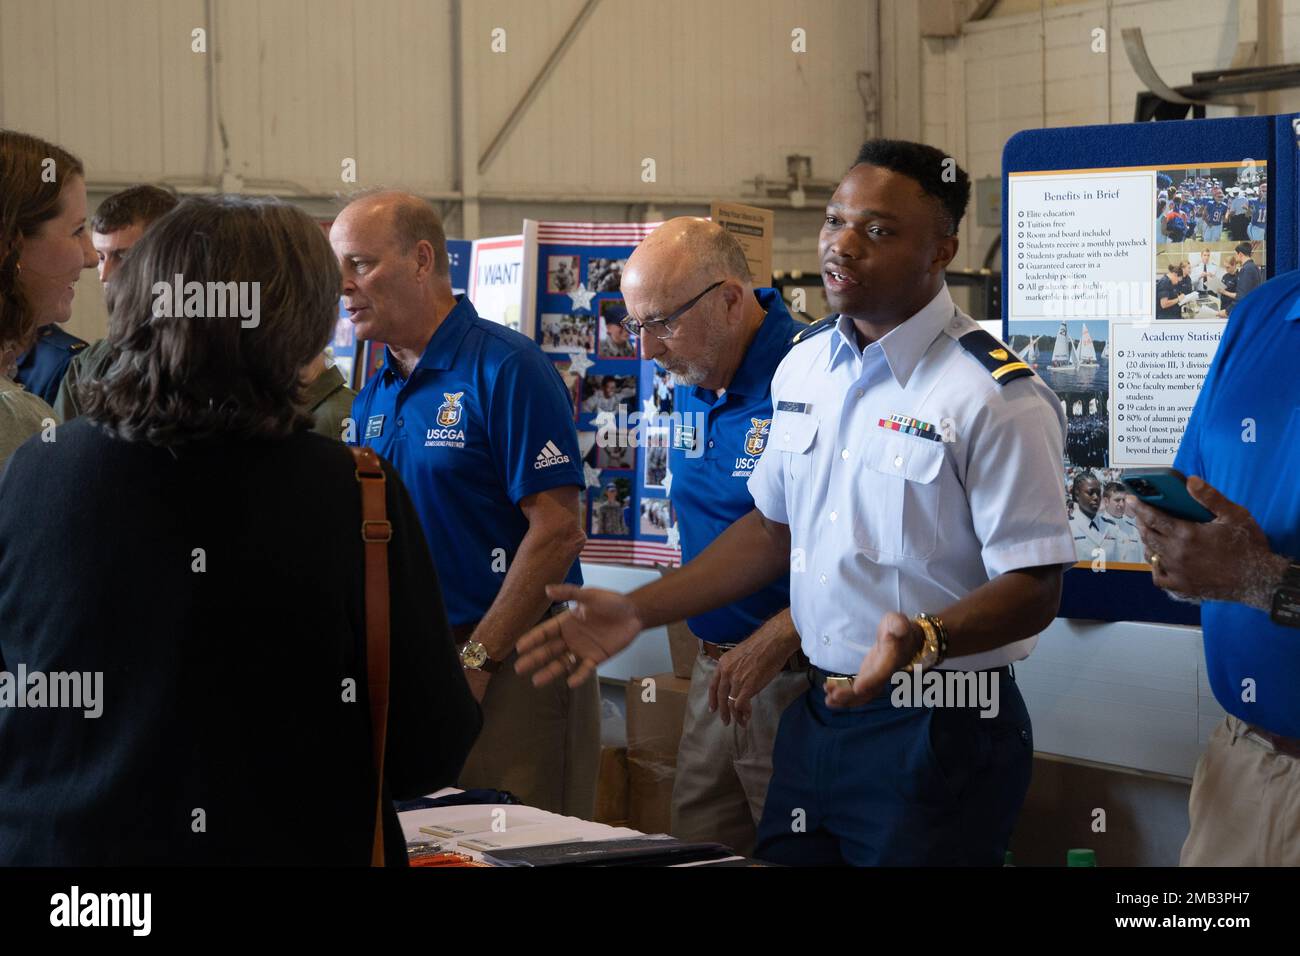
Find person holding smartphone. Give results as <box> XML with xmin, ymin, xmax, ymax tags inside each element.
<box><xmin>1128</xmin><ymin>264</ymin><xmax>1300</xmax><ymax>867</ymax></box>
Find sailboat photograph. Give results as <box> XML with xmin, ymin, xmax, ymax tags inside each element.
<box><xmin>1008</xmin><ymin>319</ymin><xmax>1109</xmax><ymax>391</ymax></box>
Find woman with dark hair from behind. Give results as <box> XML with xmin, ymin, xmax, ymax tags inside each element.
<box><xmin>0</xmin><ymin>195</ymin><xmax>481</xmax><ymax>865</ymax></box>
<box><xmin>0</xmin><ymin>129</ymin><xmax>97</xmax><ymax>468</ymax></box>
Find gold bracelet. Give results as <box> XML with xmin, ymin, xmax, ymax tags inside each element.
<box><xmin>918</xmin><ymin>612</ymin><xmax>949</xmax><ymax>666</ymax></box>
<box><xmin>908</xmin><ymin>615</ymin><xmax>940</xmax><ymax>672</ymax></box>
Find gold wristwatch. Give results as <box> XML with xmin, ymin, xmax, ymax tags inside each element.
<box><xmin>908</xmin><ymin>613</ymin><xmax>949</xmax><ymax>671</ymax></box>
<box><xmin>460</xmin><ymin>639</ymin><xmax>503</xmax><ymax>674</ymax></box>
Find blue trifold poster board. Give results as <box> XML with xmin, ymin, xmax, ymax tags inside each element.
<box><xmin>1002</xmin><ymin>114</ymin><xmax>1296</xmax><ymax>624</ymax></box>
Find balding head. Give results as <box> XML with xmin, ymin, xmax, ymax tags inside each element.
<box><xmin>337</xmin><ymin>190</ymin><xmax>449</xmax><ymax>276</ymax></box>
<box><xmin>622</xmin><ymin>217</ymin><xmax>765</xmax><ymax>390</ymax></box>
<box><xmin>330</xmin><ymin>190</ymin><xmax>456</xmax><ymax>352</ymax></box>
<box><xmin>625</xmin><ymin>217</ymin><xmax>751</xmax><ymax>294</ymax></box>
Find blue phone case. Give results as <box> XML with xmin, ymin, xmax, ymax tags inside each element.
<box><xmin>1120</xmin><ymin>469</ymin><xmax>1215</xmax><ymax>523</ymax></box>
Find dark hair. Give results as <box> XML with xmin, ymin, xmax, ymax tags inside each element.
<box><xmin>0</xmin><ymin>129</ymin><xmax>85</xmax><ymax>356</ymax></box>
<box><xmin>82</xmin><ymin>196</ymin><xmax>341</xmax><ymax>446</ymax></box>
<box><xmin>852</xmin><ymin>139</ymin><xmax>970</xmax><ymax>235</ymax></box>
<box><xmin>91</xmin><ymin>184</ymin><xmax>180</xmax><ymax>235</ymax></box>
<box><xmin>1072</xmin><ymin>472</ymin><xmax>1099</xmax><ymax>492</ymax></box>
<box><xmin>1235</xmin><ymin>242</ymin><xmax>1253</xmax><ymax>256</ymax></box>
<box><xmin>1102</xmin><ymin>481</ymin><xmax>1127</xmax><ymax>498</ymax></box>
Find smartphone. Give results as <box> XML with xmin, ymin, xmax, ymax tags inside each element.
<box><xmin>1119</xmin><ymin>467</ymin><xmax>1215</xmax><ymax>523</ymax></box>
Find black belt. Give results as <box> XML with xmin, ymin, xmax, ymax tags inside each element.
<box><xmin>808</xmin><ymin>664</ymin><xmax>1012</xmax><ymax>690</ymax></box>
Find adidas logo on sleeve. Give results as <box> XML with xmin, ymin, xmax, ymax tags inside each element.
<box><xmin>534</xmin><ymin>440</ymin><xmax>572</xmax><ymax>469</ymax></box>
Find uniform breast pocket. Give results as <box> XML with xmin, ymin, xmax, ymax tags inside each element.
<box><xmin>852</xmin><ymin>433</ymin><xmax>945</xmax><ymax>559</ymax></box>
<box><xmin>772</xmin><ymin>411</ymin><xmax>819</xmax><ymax>526</ymax></box>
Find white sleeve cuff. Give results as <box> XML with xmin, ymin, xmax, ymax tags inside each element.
<box><xmin>981</xmin><ymin>533</ymin><xmax>1077</xmax><ymax>578</ymax></box>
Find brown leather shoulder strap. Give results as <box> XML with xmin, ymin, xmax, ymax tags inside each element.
<box><xmin>349</xmin><ymin>445</ymin><xmax>392</xmax><ymax>867</ymax></box>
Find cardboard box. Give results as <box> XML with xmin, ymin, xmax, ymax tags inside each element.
<box><xmin>654</xmin><ymin>564</ymin><xmax>699</xmax><ymax>680</ymax></box>
<box><xmin>666</xmin><ymin>619</ymin><xmax>698</xmax><ymax>680</ymax></box>
<box><xmin>710</xmin><ymin>200</ymin><xmax>774</xmax><ymax>286</ymax></box>
<box><xmin>593</xmin><ymin>745</ymin><xmax>629</xmax><ymax>826</ymax></box>
<box><xmin>625</xmin><ymin>672</ymin><xmax>692</xmax><ymax>835</ymax></box>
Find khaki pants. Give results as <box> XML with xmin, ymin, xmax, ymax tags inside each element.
<box><xmin>1181</xmin><ymin>715</ymin><xmax>1300</xmax><ymax>866</ymax></box>
<box><xmin>457</xmin><ymin>650</ymin><xmax>601</xmax><ymax>817</ymax></box>
<box><xmin>670</xmin><ymin>654</ymin><xmax>807</xmax><ymax>856</ymax></box>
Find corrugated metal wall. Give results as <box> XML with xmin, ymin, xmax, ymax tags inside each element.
<box><xmin>0</xmin><ymin>0</ymin><xmax>873</xmax><ymax>198</ymax></box>
<box><xmin>1</xmin><ymin>0</ymin><xmax>877</xmax><ymax>340</ymax></box>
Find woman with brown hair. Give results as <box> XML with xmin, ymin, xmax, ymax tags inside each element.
<box><xmin>0</xmin><ymin>129</ymin><xmax>97</xmax><ymax>468</ymax></box>
<box><xmin>0</xmin><ymin>195</ymin><xmax>481</xmax><ymax>865</ymax></box>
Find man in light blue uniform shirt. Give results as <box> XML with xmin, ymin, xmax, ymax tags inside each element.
<box><xmin>333</xmin><ymin>191</ymin><xmax>597</xmax><ymax>816</ymax></box>
<box><xmin>1131</xmin><ymin>265</ymin><xmax>1300</xmax><ymax>866</ymax></box>
<box><xmin>516</xmin><ymin>140</ymin><xmax>1075</xmax><ymax>865</ymax></box>
<box><xmin>620</xmin><ymin>218</ymin><xmax>804</xmax><ymax>855</ymax></box>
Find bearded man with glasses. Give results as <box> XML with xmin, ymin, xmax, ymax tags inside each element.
<box><xmin>611</xmin><ymin>217</ymin><xmax>805</xmax><ymax>857</ymax></box>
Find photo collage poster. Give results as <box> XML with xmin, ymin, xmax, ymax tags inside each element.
<box><xmin>530</xmin><ymin>221</ymin><xmax>681</xmax><ymax>568</ymax></box>
<box><xmin>1006</xmin><ymin>159</ymin><xmax>1268</xmax><ymax>621</ymax></box>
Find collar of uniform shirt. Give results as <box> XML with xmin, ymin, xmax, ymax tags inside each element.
<box><xmin>824</xmin><ymin>282</ymin><xmax>955</xmax><ymax>387</ymax></box>
<box><xmin>301</xmin><ymin>364</ymin><xmax>346</xmax><ymax>409</ymax></box>
<box><xmin>385</xmin><ymin>294</ymin><xmax>477</xmax><ymax>378</ymax></box>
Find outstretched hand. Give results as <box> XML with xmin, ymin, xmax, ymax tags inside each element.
<box><xmin>514</xmin><ymin>584</ymin><xmax>645</xmax><ymax>687</ymax></box>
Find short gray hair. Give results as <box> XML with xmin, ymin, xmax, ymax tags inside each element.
<box><xmin>685</xmin><ymin>227</ymin><xmax>752</xmax><ymax>284</ymax></box>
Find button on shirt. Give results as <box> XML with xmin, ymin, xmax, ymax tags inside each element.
<box><xmin>351</xmin><ymin>296</ymin><xmax>584</xmax><ymax>627</ymax></box>
<box><xmin>1174</xmin><ymin>268</ymin><xmax>1300</xmax><ymax>738</ymax></box>
<box><xmin>668</xmin><ymin>288</ymin><xmax>797</xmax><ymax>643</ymax></box>
<box><xmin>747</xmin><ymin>285</ymin><xmax>1075</xmax><ymax>674</ymax></box>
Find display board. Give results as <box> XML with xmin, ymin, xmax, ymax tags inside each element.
<box><xmin>327</xmin><ymin>300</ymin><xmax>358</xmax><ymax>387</ymax></box>
<box><xmin>447</xmin><ymin>238</ymin><xmax>472</xmax><ymax>295</ymax></box>
<box><xmin>524</xmin><ymin>219</ymin><xmax>681</xmax><ymax>569</ymax></box>
<box><xmin>1002</xmin><ymin>115</ymin><xmax>1298</xmax><ymax>624</ymax></box>
<box><xmin>467</xmin><ymin>235</ymin><xmax>524</xmax><ymax>332</ymax></box>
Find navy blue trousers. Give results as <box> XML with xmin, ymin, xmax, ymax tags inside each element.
<box><xmin>754</xmin><ymin>669</ymin><xmax>1033</xmax><ymax>866</ymax></box>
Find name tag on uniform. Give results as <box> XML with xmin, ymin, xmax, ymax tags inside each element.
<box><xmin>777</xmin><ymin>400</ymin><xmax>810</xmax><ymax>414</ymax></box>
<box><xmin>673</xmin><ymin>424</ymin><xmax>697</xmax><ymax>451</ymax></box>
<box><xmin>365</xmin><ymin>414</ymin><xmax>385</xmax><ymax>439</ymax></box>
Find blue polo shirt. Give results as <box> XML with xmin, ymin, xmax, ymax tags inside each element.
<box><xmin>1174</xmin><ymin>268</ymin><xmax>1300</xmax><ymax>738</ymax></box>
<box><xmin>15</xmin><ymin>325</ymin><xmax>87</xmax><ymax>407</ymax></box>
<box><xmin>668</xmin><ymin>288</ymin><xmax>797</xmax><ymax>644</ymax></box>
<box><xmin>351</xmin><ymin>296</ymin><xmax>583</xmax><ymax>627</ymax></box>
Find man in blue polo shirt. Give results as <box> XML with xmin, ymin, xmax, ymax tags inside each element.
<box><xmin>332</xmin><ymin>191</ymin><xmax>597</xmax><ymax>816</ymax></box>
<box><xmin>620</xmin><ymin>218</ymin><xmax>804</xmax><ymax>855</ymax></box>
<box><xmin>1130</xmin><ymin>264</ymin><xmax>1300</xmax><ymax>866</ymax></box>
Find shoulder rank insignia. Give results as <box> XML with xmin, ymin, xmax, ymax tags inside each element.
<box><xmin>956</xmin><ymin>329</ymin><xmax>1034</xmax><ymax>385</ymax></box>
<box><xmin>791</xmin><ymin>315</ymin><xmax>836</xmax><ymax>345</ymax></box>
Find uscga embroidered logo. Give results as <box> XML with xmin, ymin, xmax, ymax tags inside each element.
<box><xmin>437</xmin><ymin>391</ymin><xmax>465</xmax><ymax>427</ymax></box>
<box><xmin>744</xmin><ymin>417</ymin><xmax>772</xmax><ymax>457</ymax></box>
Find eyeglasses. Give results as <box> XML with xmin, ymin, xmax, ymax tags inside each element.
<box><xmin>621</xmin><ymin>280</ymin><xmax>725</xmax><ymax>340</ymax></box>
